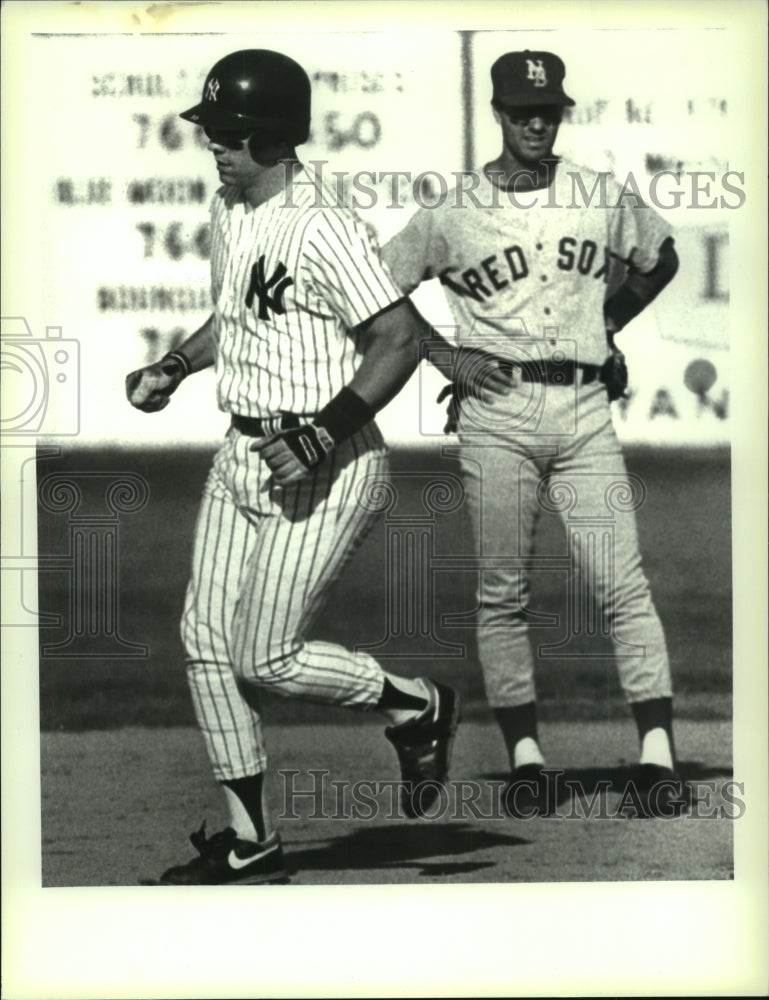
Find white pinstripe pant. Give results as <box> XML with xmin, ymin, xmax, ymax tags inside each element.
<box><xmin>181</xmin><ymin>423</ymin><xmax>389</xmax><ymax>780</ymax></box>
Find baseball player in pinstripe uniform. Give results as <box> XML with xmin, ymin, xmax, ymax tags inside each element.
<box><xmin>383</xmin><ymin>51</ymin><xmax>683</xmax><ymax>815</ymax></box>
<box><xmin>125</xmin><ymin>50</ymin><xmax>462</xmax><ymax>884</ymax></box>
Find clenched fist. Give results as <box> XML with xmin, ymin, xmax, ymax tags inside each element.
<box><xmin>125</xmin><ymin>353</ymin><xmax>189</xmax><ymax>412</ymax></box>
<box><xmin>250</xmin><ymin>423</ymin><xmax>335</xmax><ymax>485</ymax></box>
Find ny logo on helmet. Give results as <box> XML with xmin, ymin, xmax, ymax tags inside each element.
<box><xmin>245</xmin><ymin>256</ymin><xmax>294</xmax><ymax>320</ymax></box>
<box><xmin>526</xmin><ymin>59</ymin><xmax>548</xmax><ymax>87</ymax></box>
<box><xmin>206</xmin><ymin>78</ymin><xmax>221</xmax><ymax>102</ymax></box>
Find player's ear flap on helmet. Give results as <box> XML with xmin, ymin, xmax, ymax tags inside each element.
<box><xmin>247</xmin><ymin>131</ymin><xmax>295</xmax><ymax>164</ymax></box>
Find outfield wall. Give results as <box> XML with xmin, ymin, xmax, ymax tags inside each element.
<box><xmin>2</xmin><ymin>25</ymin><xmax>736</xmax><ymax>448</ymax></box>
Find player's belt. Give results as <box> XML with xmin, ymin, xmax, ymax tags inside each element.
<box><xmin>231</xmin><ymin>413</ymin><xmax>305</xmax><ymax>437</ymax></box>
<box><xmin>514</xmin><ymin>360</ymin><xmax>602</xmax><ymax>387</ymax></box>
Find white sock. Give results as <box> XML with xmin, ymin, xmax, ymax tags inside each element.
<box><xmin>640</xmin><ymin>727</ymin><xmax>674</xmax><ymax>769</ymax></box>
<box><xmin>513</xmin><ymin>736</ymin><xmax>545</xmax><ymax>770</ymax></box>
<box><xmin>384</xmin><ymin>677</ymin><xmax>433</xmax><ymax>727</ymax></box>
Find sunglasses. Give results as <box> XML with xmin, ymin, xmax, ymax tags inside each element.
<box><xmin>203</xmin><ymin>125</ymin><xmax>253</xmax><ymax>149</ymax></box>
<box><xmin>503</xmin><ymin>108</ymin><xmax>563</xmax><ymax>126</ymax></box>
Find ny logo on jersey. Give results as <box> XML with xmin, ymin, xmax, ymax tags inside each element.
<box><xmin>245</xmin><ymin>255</ymin><xmax>294</xmax><ymax>320</ymax></box>
<box><xmin>526</xmin><ymin>59</ymin><xmax>548</xmax><ymax>87</ymax></box>
<box><xmin>206</xmin><ymin>77</ymin><xmax>221</xmax><ymax>102</ymax></box>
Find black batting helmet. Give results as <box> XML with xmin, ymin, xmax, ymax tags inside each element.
<box><xmin>179</xmin><ymin>49</ymin><xmax>311</xmax><ymax>145</ymax></box>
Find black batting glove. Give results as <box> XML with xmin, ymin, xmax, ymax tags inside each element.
<box><xmin>250</xmin><ymin>423</ymin><xmax>335</xmax><ymax>484</ymax></box>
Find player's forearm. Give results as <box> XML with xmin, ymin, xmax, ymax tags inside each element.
<box><xmin>346</xmin><ymin>300</ymin><xmax>424</xmax><ymax>412</ymax></box>
<box><xmin>356</xmin><ymin>303</ymin><xmax>466</xmax><ymax>389</ymax></box>
<box><xmin>256</xmin><ymin>302</ymin><xmax>424</xmax><ymax>478</ymax></box>
<box><xmin>424</xmin><ymin>332</ymin><xmax>458</xmax><ymax>383</ymax></box>
<box><xmin>126</xmin><ymin>316</ymin><xmax>215</xmax><ymax>413</ymax></box>
<box><xmin>168</xmin><ymin>315</ymin><xmax>217</xmax><ymax>373</ymax></box>
<box><xmin>604</xmin><ymin>237</ymin><xmax>679</xmax><ymax>334</ymax></box>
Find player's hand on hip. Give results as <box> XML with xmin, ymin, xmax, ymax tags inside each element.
<box><xmin>454</xmin><ymin>347</ymin><xmax>516</xmax><ymax>405</ymax></box>
<box><xmin>251</xmin><ymin>423</ymin><xmax>335</xmax><ymax>485</ymax></box>
<box><xmin>437</xmin><ymin>357</ymin><xmax>517</xmax><ymax>434</ymax></box>
<box><xmin>125</xmin><ymin>356</ymin><xmax>187</xmax><ymax>412</ymax></box>
<box><xmin>476</xmin><ymin>364</ymin><xmax>516</xmax><ymax>401</ymax></box>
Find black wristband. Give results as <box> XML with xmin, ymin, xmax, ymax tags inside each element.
<box><xmin>162</xmin><ymin>350</ymin><xmax>192</xmax><ymax>379</ymax></box>
<box><xmin>603</xmin><ymin>286</ymin><xmax>645</xmax><ymax>333</ymax></box>
<box><xmin>314</xmin><ymin>386</ymin><xmax>376</xmax><ymax>445</ymax></box>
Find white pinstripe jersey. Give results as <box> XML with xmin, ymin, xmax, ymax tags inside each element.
<box><xmin>210</xmin><ymin>166</ymin><xmax>403</xmax><ymax>418</ymax></box>
<box><xmin>383</xmin><ymin>159</ymin><xmax>674</xmax><ymax>366</ymax></box>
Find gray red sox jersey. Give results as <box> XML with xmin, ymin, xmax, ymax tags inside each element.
<box><xmin>384</xmin><ymin>159</ymin><xmax>673</xmax><ymax>361</ymax></box>
<box><xmin>382</xmin><ymin>158</ymin><xmax>674</xmax><ymax>711</ymax></box>
<box><xmin>210</xmin><ymin>166</ymin><xmax>402</xmax><ymax>417</ymax></box>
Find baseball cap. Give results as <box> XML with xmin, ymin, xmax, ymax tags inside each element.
<box><xmin>491</xmin><ymin>51</ymin><xmax>576</xmax><ymax>107</ymax></box>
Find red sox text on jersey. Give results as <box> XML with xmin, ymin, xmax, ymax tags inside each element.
<box><xmin>381</xmin><ymin>154</ymin><xmax>675</xmax><ymax>714</ymax></box>
<box><xmin>439</xmin><ymin>236</ymin><xmax>634</xmax><ymax>302</ymax></box>
<box><xmin>388</xmin><ymin>160</ymin><xmax>671</xmax><ymax>366</ymax></box>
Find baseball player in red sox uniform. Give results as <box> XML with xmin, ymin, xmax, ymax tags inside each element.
<box><xmin>125</xmin><ymin>50</ymin><xmax>464</xmax><ymax>884</ymax></box>
<box><xmin>383</xmin><ymin>51</ymin><xmax>683</xmax><ymax>815</ymax></box>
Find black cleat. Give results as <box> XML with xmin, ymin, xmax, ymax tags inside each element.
<box><xmin>384</xmin><ymin>679</ymin><xmax>461</xmax><ymax>818</ymax></box>
<box><xmin>632</xmin><ymin>764</ymin><xmax>689</xmax><ymax>818</ymax></box>
<box><xmin>502</xmin><ymin>764</ymin><xmax>551</xmax><ymax>818</ymax></box>
<box><xmin>144</xmin><ymin>823</ymin><xmax>290</xmax><ymax>885</ymax></box>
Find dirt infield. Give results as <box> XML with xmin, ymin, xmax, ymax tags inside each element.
<box><xmin>41</xmin><ymin>717</ymin><xmax>734</xmax><ymax>887</ymax></box>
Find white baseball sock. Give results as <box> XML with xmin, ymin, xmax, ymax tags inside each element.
<box><xmin>513</xmin><ymin>736</ymin><xmax>546</xmax><ymax>770</ymax></box>
<box><xmin>639</xmin><ymin>727</ymin><xmax>674</xmax><ymax>770</ymax></box>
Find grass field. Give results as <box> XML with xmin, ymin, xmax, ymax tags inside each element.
<box><xmin>33</xmin><ymin>443</ymin><xmax>737</xmax><ymax>890</ymax></box>
<box><xmin>36</xmin><ymin>443</ymin><xmax>732</xmax><ymax>731</ymax></box>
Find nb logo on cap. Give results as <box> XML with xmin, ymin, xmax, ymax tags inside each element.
<box><xmin>526</xmin><ymin>59</ymin><xmax>548</xmax><ymax>87</ymax></box>
<box><xmin>206</xmin><ymin>77</ymin><xmax>221</xmax><ymax>101</ymax></box>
